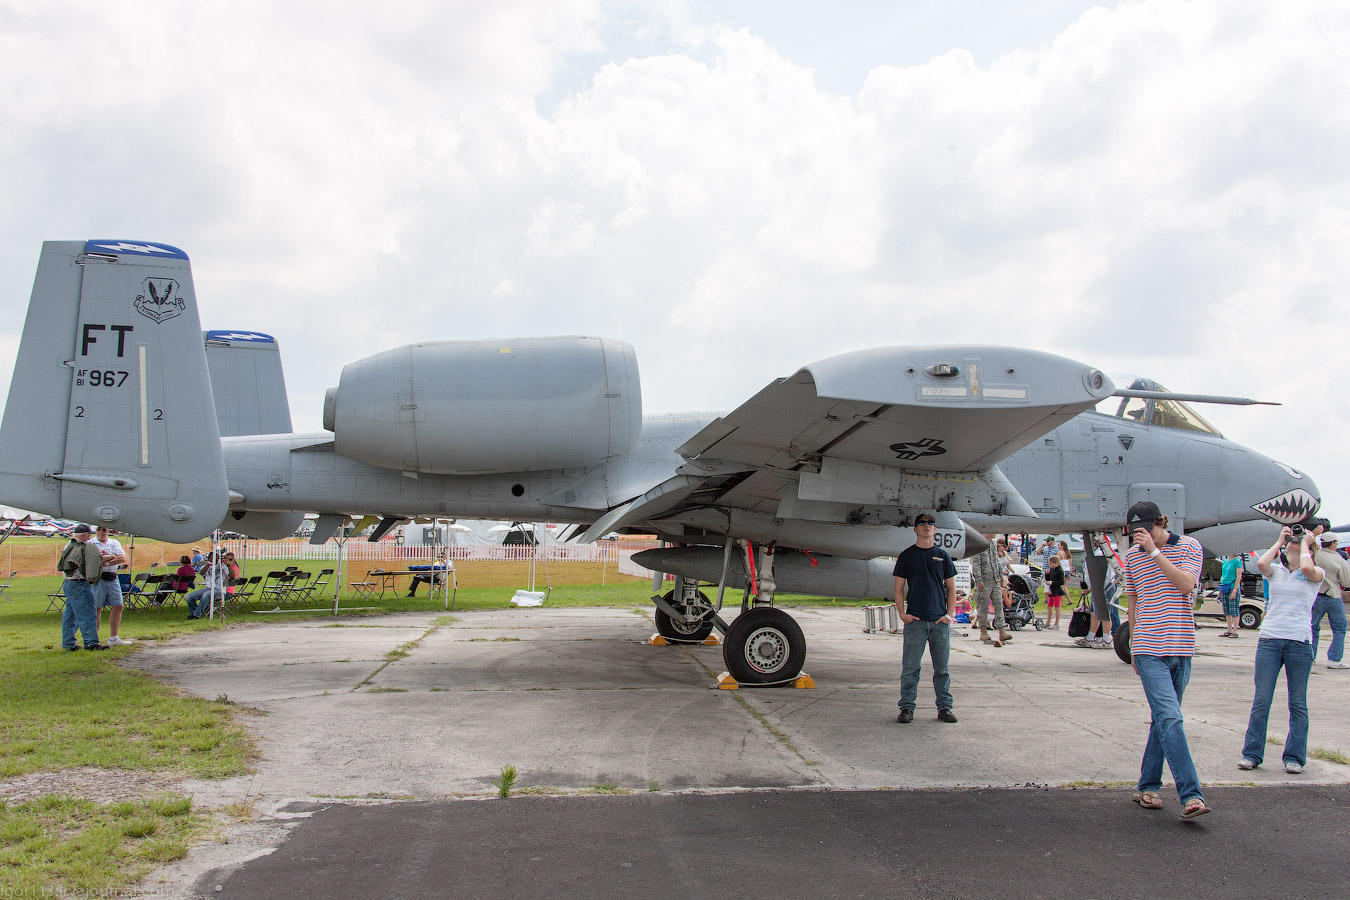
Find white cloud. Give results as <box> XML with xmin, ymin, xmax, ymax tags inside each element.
<box><xmin>1</xmin><ymin>0</ymin><xmax>1347</xmax><ymax>516</ymax></box>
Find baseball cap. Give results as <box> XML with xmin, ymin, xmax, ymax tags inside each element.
<box><xmin>1319</xmin><ymin>532</ymin><xmax>1339</xmax><ymax>545</ymax></box>
<box><xmin>914</xmin><ymin>512</ymin><xmax>937</xmax><ymax>525</ymax></box>
<box><xmin>71</xmin><ymin>523</ymin><xmax>93</xmax><ymax>534</ymax></box>
<box><xmin>1125</xmin><ymin>501</ymin><xmax>1161</xmax><ymax>531</ymax></box>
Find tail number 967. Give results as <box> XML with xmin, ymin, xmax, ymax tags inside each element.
<box><xmin>76</xmin><ymin>369</ymin><xmax>130</xmax><ymax>388</ymax></box>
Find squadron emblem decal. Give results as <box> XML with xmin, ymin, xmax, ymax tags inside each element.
<box><xmin>1117</xmin><ymin>435</ymin><xmax>1134</xmax><ymax>451</ymax></box>
<box><xmin>133</xmin><ymin>278</ymin><xmax>185</xmax><ymax>324</ymax></box>
<box><xmin>889</xmin><ymin>438</ymin><xmax>947</xmax><ymax>461</ymax></box>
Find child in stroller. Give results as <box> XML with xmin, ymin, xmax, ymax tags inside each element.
<box><xmin>1004</xmin><ymin>570</ymin><xmax>1046</xmax><ymax>631</ymax></box>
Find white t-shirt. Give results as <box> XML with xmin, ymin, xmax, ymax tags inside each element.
<box><xmin>1261</xmin><ymin>564</ymin><xmax>1323</xmax><ymax>643</ymax></box>
<box><xmin>89</xmin><ymin>537</ymin><xmax>125</xmax><ymax>574</ymax></box>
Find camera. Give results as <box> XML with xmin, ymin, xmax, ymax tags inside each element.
<box><xmin>1289</xmin><ymin>524</ymin><xmax>1305</xmax><ymax>538</ymax></box>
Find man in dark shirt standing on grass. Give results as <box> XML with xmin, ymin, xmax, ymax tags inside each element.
<box><xmin>893</xmin><ymin>512</ymin><xmax>959</xmax><ymax>723</ymax></box>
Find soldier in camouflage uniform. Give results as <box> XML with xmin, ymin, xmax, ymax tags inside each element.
<box><xmin>971</xmin><ymin>534</ymin><xmax>1011</xmax><ymax>647</ymax></box>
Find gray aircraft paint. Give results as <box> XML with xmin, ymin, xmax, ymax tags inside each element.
<box><xmin>0</xmin><ymin>241</ymin><xmax>1320</xmax><ymax>594</ymax></box>
<box><xmin>0</xmin><ymin>242</ymin><xmax>228</xmax><ymax>541</ymax></box>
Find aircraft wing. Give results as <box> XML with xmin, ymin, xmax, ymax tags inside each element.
<box><xmin>662</xmin><ymin>346</ymin><xmax>1113</xmax><ymax>525</ymax></box>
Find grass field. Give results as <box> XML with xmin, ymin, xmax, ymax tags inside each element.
<box><xmin>0</xmin><ymin>566</ymin><xmax>880</xmax><ymax>895</ymax></box>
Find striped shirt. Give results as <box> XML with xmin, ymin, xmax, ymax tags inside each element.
<box><xmin>1124</xmin><ymin>532</ymin><xmax>1204</xmax><ymax>657</ymax></box>
<box><xmin>1261</xmin><ymin>564</ymin><xmax>1322</xmax><ymax>643</ymax></box>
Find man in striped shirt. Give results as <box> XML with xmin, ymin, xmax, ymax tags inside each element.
<box><xmin>1122</xmin><ymin>501</ymin><xmax>1210</xmax><ymax>820</ymax></box>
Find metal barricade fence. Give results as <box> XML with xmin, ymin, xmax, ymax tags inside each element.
<box><xmin>862</xmin><ymin>604</ymin><xmax>901</xmax><ymax>634</ymax></box>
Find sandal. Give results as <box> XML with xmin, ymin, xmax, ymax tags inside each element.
<box><xmin>1132</xmin><ymin>791</ymin><xmax>1163</xmax><ymax>809</ymax></box>
<box><xmin>1180</xmin><ymin>798</ymin><xmax>1211</xmax><ymax>820</ymax></box>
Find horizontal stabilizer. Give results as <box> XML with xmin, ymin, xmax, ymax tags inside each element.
<box><xmin>204</xmin><ymin>330</ymin><xmax>294</xmax><ymax>436</ymax></box>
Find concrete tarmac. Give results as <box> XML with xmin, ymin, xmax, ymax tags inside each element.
<box><xmin>120</xmin><ymin>606</ymin><xmax>1350</xmax><ymax>895</ymax></box>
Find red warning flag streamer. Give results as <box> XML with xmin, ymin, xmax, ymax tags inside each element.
<box><xmin>1099</xmin><ymin>533</ymin><xmax>1126</xmax><ymax>569</ymax></box>
<box><xmin>744</xmin><ymin>540</ymin><xmax>758</xmax><ymax>596</ymax></box>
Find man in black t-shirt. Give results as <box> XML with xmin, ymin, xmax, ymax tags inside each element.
<box><xmin>892</xmin><ymin>512</ymin><xmax>959</xmax><ymax>723</ymax></box>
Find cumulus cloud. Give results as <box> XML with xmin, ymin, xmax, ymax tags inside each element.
<box><xmin>0</xmin><ymin>0</ymin><xmax>1346</xmax><ymax>511</ymax></box>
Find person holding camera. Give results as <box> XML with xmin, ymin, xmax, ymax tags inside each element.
<box><xmin>1238</xmin><ymin>525</ymin><xmax>1325</xmax><ymax>773</ymax></box>
<box><xmin>1122</xmin><ymin>501</ymin><xmax>1209</xmax><ymax>820</ymax></box>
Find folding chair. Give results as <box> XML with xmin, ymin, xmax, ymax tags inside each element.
<box><xmin>286</xmin><ymin>570</ymin><xmax>314</xmax><ymax>601</ymax></box>
<box><xmin>260</xmin><ymin>571</ymin><xmax>296</xmax><ymax>607</ymax></box>
<box><xmin>294</xmin><ymin>568</ymin><xmax>333</xmax><ymax>602</ymax></box>
<box><xmin>154</xmin><ymin>575</ymin><xmax>182</xmax><ymax>607</ymax></box>
<box><xmin>138</xmin><ymin>574</ymin><xmax>165</xmax><ymax>606</ymax></box>
<box><xmin>46</xmin><ymin>590</ymin><xmax>66</xmax><ymax>613</ymax></box>
<box><xmin>124</xmin><ymin>572</ymin><xmax>152</xmax><ymax>610</ymax></box>
<box><xmin>228</xmin><ymin>575</ymin><xmax>262</xmax><ymax>609</ymax></box>
<box><xmin>0</xmin><ymin>570</ymin><xmax>16</xmax><ymax>603</ymax></box>
<box><xmin>348</xmin><ymin>569</ymin><xmax>386</xmax><ymax>601</ymax></box>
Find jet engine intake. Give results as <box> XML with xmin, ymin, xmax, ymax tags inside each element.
<box><xmin>322</xmin><ymin>337</ymin><xmax>641</xmax><ymax>475</ymax></box>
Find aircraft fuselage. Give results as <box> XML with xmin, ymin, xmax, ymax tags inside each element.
<box><xmin>223</xmin><ymin>407</ymin><xmax>1313</xmax><ymax>557</ymax></box>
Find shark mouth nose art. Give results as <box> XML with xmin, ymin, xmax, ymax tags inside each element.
<box><xmin>1251</xmin><ymin>489</ymin><xmax>1320</xmax><ymax>525</ymax></box>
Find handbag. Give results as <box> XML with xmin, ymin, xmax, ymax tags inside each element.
<box><xmin>1067</xmin><ymin>603</ymin><xmax>1092</xmax><ymax>638</ymax></box>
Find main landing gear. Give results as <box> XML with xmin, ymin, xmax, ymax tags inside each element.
<box><xmin>651</xmin><ymin>539</ymin><xmax>809</xmax><ymax>686</ymax></box>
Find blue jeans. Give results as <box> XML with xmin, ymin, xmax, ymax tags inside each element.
<box><xmin>1241</xmin><ymin>637</ymin><xmax>1312</xmax><ymax>766</ymax></box>
<box><xmin>59</xmin><ymin>579</ymin><xmax>99</xmax><ymax>648</ymax></box>
<box><xmin>185</xmin><ymin>587</ymin><xmax>217</xmax><ymax>617</ymax></box>
<box><xmin>1134</xmin><ymin>654</ymin><xmax>1204</xmax><ymax>803</ymax></box>
<box><xmin>1310</xmin><ymin>595</ymin><xmax>1346</xmax><ymax>662</ymax></box>
<box><xmin>899</xmin><ymin>620</ymin><xmax>953</xmax><ymax>712</ymax></box>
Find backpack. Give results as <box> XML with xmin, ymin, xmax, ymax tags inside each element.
<box><xmin>58</xmin><ymin>540</ymin><xmax>84</xmax><ymax>577</ymax></box>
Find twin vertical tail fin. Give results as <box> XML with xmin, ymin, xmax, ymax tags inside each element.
<box><xmin>0</xmin><ymin>240</ymin><xmax>228</xmax><ymax>541</ymax></box>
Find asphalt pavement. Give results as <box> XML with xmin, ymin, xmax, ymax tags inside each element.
<box><xmin>199</xmin><ymin>785</ymin><xmax>1350</xmax><ymax>898</ymax></box>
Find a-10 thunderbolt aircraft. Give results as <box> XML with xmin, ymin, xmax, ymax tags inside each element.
<box><xmin>0</xmin><ymin>241</ymin><xmax>1321</xmax><ymax>683</ymax></box>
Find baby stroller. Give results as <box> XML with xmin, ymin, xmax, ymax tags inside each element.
<box><xmin>1004</xmin><ymin>571</ymin><xmax>1045</xmax><ymax>631</ymax></box>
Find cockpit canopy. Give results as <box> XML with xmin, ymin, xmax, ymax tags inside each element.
<box><xmin>1094</xmin><ymin>377</ymin><xmax>1222</xmax><ymax>436</ymax></box>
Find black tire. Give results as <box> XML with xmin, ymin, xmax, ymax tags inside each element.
<box><xmin>1113</xmin><ymin>622</ymin><xmax>1132</xmax><ymax>664</ymax></box>
<box><xmin>1033</xmin><ymin>618</ymin><xmax>1046</xmax><ymax>631</ymax></box>
<box><xmin>1009</xmin><ymin>619</ymin><xmax>1023</xmax><ymax>631</ymax></box>
<box><xmin>654</xmin><ymin>590</ymin><xmax>715</xmax><ymax>642</ymax></box>
<box><xmin>722</xmin><ymin>607</ymin><xmax>806</xmax><ymax>685</ymax></box>
<box><xmin>1239</xmin><ymin>606</ymin><xmax>1261</xmax><ymax>630</ymax></box>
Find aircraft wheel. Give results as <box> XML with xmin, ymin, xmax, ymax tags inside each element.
<box><xmin>723</xmin><ymin>607</ymin><xmax>806</xmax><ymax>685</ymax></box>
<box><xmin>654</xmin><ymin>590</ymin><xmax>715</xmax><ymax>642</ymax></box>
<box><xmin>1113</xmin><ymin>622</ymin><xmax>1132</xmax><ymax>664</ymax></box>
<box><xmin>1239</xmin><ymin>606</ymin><xmax>1262</xmax><ymax>630</ymax></box>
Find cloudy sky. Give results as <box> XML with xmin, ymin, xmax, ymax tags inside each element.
<box><xmin>1</xmin><ymin>0</ymin><xmax>1347</xmax><ymax>519</ymax></box>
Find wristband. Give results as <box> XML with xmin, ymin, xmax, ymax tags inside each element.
<box><xmin>1149</xmin><ymin>548</ymin><xmax>1161</xmax><ymax>559</ymax></box>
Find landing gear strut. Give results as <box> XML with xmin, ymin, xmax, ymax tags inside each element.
<box><xmin>719</xmin><ymin>540</ymin><xmax>807</xmax><ymax>684</ymax></box>
<box><xmin>653</xmin><ymin>588</ymin><xmax>716</xmax><ymax>642</ymax></box>
<box><xmin>650</xmin><ymin>538</ymin><xmax>810</xmax><ymax>685</ymax></box>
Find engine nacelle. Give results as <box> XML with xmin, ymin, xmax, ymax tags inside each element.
<box><xmin>322</xmin><ymin>337</ymin><xmax>641</xmax><ymax>475</ymax></box>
